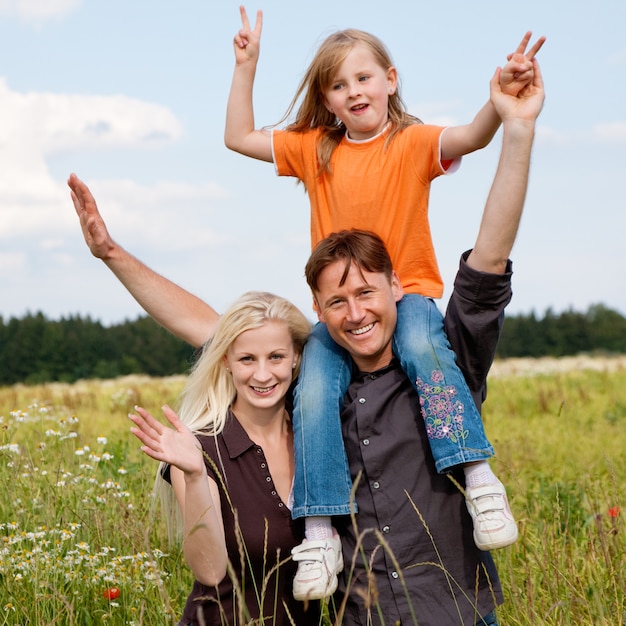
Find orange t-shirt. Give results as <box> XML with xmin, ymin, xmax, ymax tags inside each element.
<box><xmin>272</xmin><ymin>124</ymin><xmax>454</xmax><ymax>298</ymax></box>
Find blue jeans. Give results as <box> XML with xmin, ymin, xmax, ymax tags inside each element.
<box><xmin>477</xmin><ymin>610</ymin><xmax>499</xmax><ymax>625</ymax></box>
<box><xmin>291</xmin><ymin>294</ymin><xmax>494</xmax><ymax>519</ymax></box>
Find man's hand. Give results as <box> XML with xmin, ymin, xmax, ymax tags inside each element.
<box><xmin>491</xmin><ymin>58</ymin><xmax>545</xmax><ymax>124</ymax></box>
<box><xmin>68</xmin><ymin>173</ymin><xmax>115</xmax><ymax>260</ymax></box>
<box><xmin>500</xmin><ymin>32</ymin><xmax>546</xmax><ymax>97</ymax></box>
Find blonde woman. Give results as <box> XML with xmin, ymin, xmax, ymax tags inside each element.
<box><xmin>69</xmin><ymin>177</ymin><xmax>320</xmax><ymax>625</ymax></box>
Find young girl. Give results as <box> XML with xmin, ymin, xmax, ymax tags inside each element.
<box><xmin>225</xmin><ymin>6</ymin><xmax>543</xmax><ymax>601</ymax></box>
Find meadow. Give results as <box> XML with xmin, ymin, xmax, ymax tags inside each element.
<box><xmin>1</xmin><ymin>358</ymin><xmax>625</xmax><ymax>625</ymax></box>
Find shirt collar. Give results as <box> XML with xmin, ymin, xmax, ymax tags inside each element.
<box><xmin>345</xmin><ymin>122</ymin><xmax>390</xmax><ymax>144</ymax></box>
<box><xmin>221</xmin><ymin>409</ymin><xmax>256</xmax><ymax>459</ymax></box>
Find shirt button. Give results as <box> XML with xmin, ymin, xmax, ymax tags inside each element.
<box><xmin>372</xmin><ymin>481</ymin><xmax>380</xmax><ymax>489</ymax></box>
<box><xmin>256</xmin><ymin>448</ymin><xmax>262</xmax><ymax>454</ymax></box>
<box><xmin>358</xmin><ymin>397</ymin><xmax>366</xmax><ymax>404</ymax></box>
<box><xmin>271</xmin><ymin>490</ymin><xmax>277</xmax><ymax>496</ymax></box>
<box><xmin>278</xmin><ymin>502</ymin><xmax>284</xmax><ymax>507</ymax></box>
<box><xmin>382</xmin><ymin>525</ymin><xmax>390</xmax><ymax>533</ymax></box>
<box><xmin>260</xmin><ymin>463</ymin><xmax>266</xmax><ymax>468</ymax></box>
<box><xmin>391</xmin><ymin>571</ymin><xmax>399</xmax><ymax>579</ymax></box>
<box><xmin>266</xmin><ymin>476</ymin><xmax>271</xmax><ymax>482</ymax></box>
<box><xmin>362</xmin><ymin>439</ymin><xmax>370</xmax><ymax>446</ymax></box>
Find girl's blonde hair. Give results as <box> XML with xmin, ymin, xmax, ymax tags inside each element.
<box><xmin>282</xmin><ymin>29</ymin><xmax>422</xmax><ymax>174</ymax></box>
<box><xmin>154</xmin><ymin>291</ymin><xmax>311</xmax><ymax>542</ymax></box>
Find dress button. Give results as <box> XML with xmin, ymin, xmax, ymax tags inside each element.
<box><xmin>372</xmin><ymin>481</ymin><xmax>380</xmax><ymax>489</ymax></box>
<box><xmin>271</xmin><ymin>491</ymin><xmax>277</xmax><ymax>496</ymax></box>
<box><xmin>278</xmin><ymin>503</ymin><xmax>283</xmax><ymax>507</ymax></box>
<box><xmin>362</xmin><ymin>439</ymin><xmax>370</xmax><ymax>446</ymax></box>
<box><xmin>266</xmin><ymin>476</ymin><xmax>271</xmax><ymax>482</ymax></box>
<box><xmin>260</xmin><ymin>463</ymin><xmax>266</xmax><ymax>468</ymax></box>
<box><xmin>358</xmin><ymin>397</ymin><xmax>366</xmax><ymax>404</ymax></box>
<box><xmin>391</xmin><ymin>571</ymin><xmax>399</xmax><ymax>579</ymax></box>
<box><xmin>382</xmin><ymin>525</ymin><xmax>390</xmax><ymax>533</ymax></box>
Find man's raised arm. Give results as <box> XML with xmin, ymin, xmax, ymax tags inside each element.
<box><xmin>467</xmin><ymin>59</ymin><xmax>545</xmax><ymax>274</ymax></box>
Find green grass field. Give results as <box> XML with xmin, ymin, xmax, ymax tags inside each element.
<box><xmin>1</xmin><ymin>361</ymin><xmax>625</xmax><ymax>625</ymax></box>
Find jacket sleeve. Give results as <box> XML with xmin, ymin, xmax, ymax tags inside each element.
<box><xmin>444</xmin><ymin>250</ymin><xmax>513</xmax><ymax>412</ymax></box>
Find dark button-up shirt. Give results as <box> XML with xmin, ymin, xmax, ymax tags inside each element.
<box><xmin>335</xmin><ymin>253</ymin><xmax>511</xmax><ymax>625</ymax></box>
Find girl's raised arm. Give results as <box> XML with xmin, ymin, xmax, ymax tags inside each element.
<box><xmin>224</xmin><ymin>6</ymin><xmax>273</xmax><ymax>162</ymax></box>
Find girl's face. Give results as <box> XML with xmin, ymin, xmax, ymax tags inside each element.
<box><xmin>225</xmin><ymin>321</ymin><xmax>298</xmax><ymax>417</ymax></box>
<box><xmin>323</xmin><ymin>43</ymin><xmax>397</xmax><ymax>141</ymax></box>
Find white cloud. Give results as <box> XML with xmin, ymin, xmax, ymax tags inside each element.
<box><xmin>0</xmin><ymin>78</ymin><xmax>183</xmax><ymax>153</ymax></box>
<box><xmin>0</xmin><ymin>78</ymin><xmax>189</xmax><ymax>240</ymax></box>
<box><xmin>0</xmin><ymin>251</ymin><xmax>26</xmax><ymax>275</ymax></box>
<box><xmin>592</xmin><ymin>122</ymin><xmax>626</xmax><ymax>142</ymax></box>
<box><xmin>609</xmin><ymin>49</ymin><xmax>626</xmax><ymax>66</ymax></box>
<box><xmin>408</xmin><ymin>100</ymin><xmax>460</xmax><ymax>127</ymax></box>
<box><xmin>0</xmin><ymin>0</ymin><xmax>81</xmax><ymax>22</ymax></box>
<box><xmin>85</xmin><ymin>178</ymin><xmax>232</xmax><ymax>251</ymax></box>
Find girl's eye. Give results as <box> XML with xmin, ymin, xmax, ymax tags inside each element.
<box><xmin>332</xmin><ymin>82</ymin><xmax>343</xmax><ymax>91</ymax></box>
<box><xmin>359</xmin><ymin>75</ymin><xmax>369</xmax><ymax>82</ymax></box>
<box><xmin>270</xmin><ymin>354</ymin><xmax>285</xmax><ymax>361</ymax></box>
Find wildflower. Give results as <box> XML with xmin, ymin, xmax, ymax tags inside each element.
<box><xmin>608</xmin><ymin>506</ymin><xmax>620</xmax><ymax>518</ymax></box>
<box><xmin>103</xmin><ymin>587</ymin><xmax>120</xmax><ymax>600</ymax></box>
<box><xmin>97</xmin><ymin>437</ymin><xmax>108</xmax><ymax>445</ymax></box>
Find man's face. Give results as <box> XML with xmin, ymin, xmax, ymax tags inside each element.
<box><xmin>313</xmin><ymin>259</ymin><xmax>403</xmax><ymax>372</ymax></box>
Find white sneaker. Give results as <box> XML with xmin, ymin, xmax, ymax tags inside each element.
<box><xmin>466</xmin><ymin>482</ymin><xmax>519</xmax><ymax>551</ymax></box>
<box><xmin>291</xmin><ymin>534</ymin><xmax>344</xmax><ymax>601</ymax></box>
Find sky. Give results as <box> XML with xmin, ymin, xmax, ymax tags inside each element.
<box><xmin>1</xmin><ymin>0</ymin><xmax>625</xmax><ymax>328</ymax></box>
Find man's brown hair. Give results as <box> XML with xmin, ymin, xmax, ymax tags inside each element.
<box><xmin>305</xmin><ymin>229</ymin><xmax>394</xmax><ymax>292</ymax></box>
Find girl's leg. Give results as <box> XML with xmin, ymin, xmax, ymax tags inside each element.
<box><xmin>291</xmin><ymin>322</ymin><xmax>350</xmax><ymax>600</ymax></box>
<box><xmin>393</xmin><ymin>295</ymin><xmax>517</xmax><ymax>550</ymax></box>
<box><xmin>393</xmin><ymin>294</ymin><xmax>494</xmax><ymax>472</ymax></box>
<box><xmin>292</xmin><ymin>322</ymin><xmax>353</xmax><ymax>518</ymax></box>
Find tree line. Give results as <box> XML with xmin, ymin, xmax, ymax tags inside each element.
<box><xmin>0</xmin><ymin>312</ymin><xmax>195</xmax><ymax>386</ymax></box>
<box><xmin>1</xmin><ymin>303</ymin><xmax>625</xmax><ymax>385</ymax></box>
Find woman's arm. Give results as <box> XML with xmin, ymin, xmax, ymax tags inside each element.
<box><xmin>68</xmin><ymin>173</ymin><xmax>219</xmax><ymax>348</ymax></box>
<box><xmin>130</xmin><ymin>406</ymin><xmax>227</xmax><ymax>585</ymax></box>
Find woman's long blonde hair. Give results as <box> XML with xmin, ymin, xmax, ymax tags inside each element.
<box><xmin>281</xmin><ymin>29</ymin><xmax>422</xmax><ymax>174</ymax></box>
<box><xmin>154</xmin><ymin>291</ymin><xmax>311</xmax><ymax>542</ymax></box>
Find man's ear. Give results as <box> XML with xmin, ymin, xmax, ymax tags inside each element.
<box><xmin>312</xmin><ymin>297</ymin><xmax>325</xmax><ymax>323</ymax></box>
<box><xmin>391</xmin><ymin>271</ymin><xmax>404</xmax><ymax>303</ymax></box>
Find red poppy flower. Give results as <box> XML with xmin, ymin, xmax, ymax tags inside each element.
<box><xmin>608</xmin><ymin>506</ymin><xmax>620</xmax><ymax>518</ymax></box>
<box><xmin>103</xmin><ymin>587</ymin><xmax>120</xmax><ymax>600</ymax></box>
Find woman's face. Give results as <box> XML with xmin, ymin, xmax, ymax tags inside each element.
<box><xmin>225</xmin><ymin>320</ymin><xmax>298</xmax><ymax>416</ymax></box>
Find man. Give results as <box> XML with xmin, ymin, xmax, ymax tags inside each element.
<box><xmin>68</xmin><ymin>58</ymin><xmax>544</xmax><ymax>625</ymax></box>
